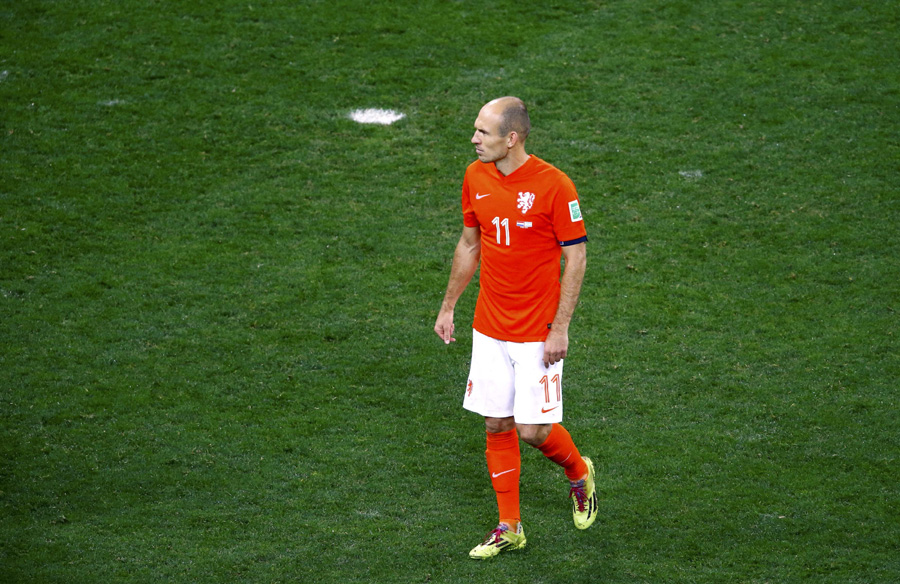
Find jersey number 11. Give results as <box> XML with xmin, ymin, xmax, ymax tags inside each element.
<box><xmin>492</xmin><ymin>216</ymin><xmax>510</xmax><ymax>246</ymax></box>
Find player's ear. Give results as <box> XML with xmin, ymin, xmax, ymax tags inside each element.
<box><xmin>507</xmin><ymin>131</ymin><xmax>519</xmax><ymax>148</ymax></box>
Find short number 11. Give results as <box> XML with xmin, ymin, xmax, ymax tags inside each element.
<box><xmin>541</xmin><ymin>374</ymin><xmax>561</xmax><ymax>403</ymax></box>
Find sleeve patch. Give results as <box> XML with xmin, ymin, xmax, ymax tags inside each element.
<box><xmin>568</xmin><ymin>200</ymin><xmax>583</xmax><ymax>222</ymax></box>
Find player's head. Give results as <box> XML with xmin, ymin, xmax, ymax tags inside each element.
<box><xmin>495</xmin><ymin>97</ymin><xmax>530</xmax><ymax>142</ymax></box>
<box><xmin>472</xmin><ymin>97</ymin><xmax>530</xmax><ymax>164</ymax></box>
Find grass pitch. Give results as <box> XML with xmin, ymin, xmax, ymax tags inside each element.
<box><xmin>2</xmin><ymin>1</ymin><xmax>898</xmax><ymax>582</ymax></box>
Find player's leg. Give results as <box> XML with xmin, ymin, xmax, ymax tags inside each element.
<box><xmin>510</xmin><ymin>342</ymin><xmax>598</xmax><ymax>530</ymax></box>
<box><xmin>509</xmin><ymin>342</ymin><xmax>584</xmax><ymax>477</ymax></box>
<box><xmin>484</xmin><ymin>415</ymin><xmax>520</xmax><ymax>530</ymax></box>
<box><xmin>530</xmin><ymin>423</ymin><xmax>587</xmax><ymax>482</ymax></box>
<box><xmin>464</xmin><ymin>331</ymin><xmax>527</xmax><ymax>558</ymax></box>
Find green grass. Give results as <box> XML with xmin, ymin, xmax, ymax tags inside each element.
<box><xmin>2</xmin><ymin>1</ymin><xmax>898</xmax><ymax>582</ymax></box>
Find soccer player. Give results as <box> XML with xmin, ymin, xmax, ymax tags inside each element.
<box><xmin>434</xmin><ymin>97</ymin><xmax>597</xmax><ymax>559</ymax></box>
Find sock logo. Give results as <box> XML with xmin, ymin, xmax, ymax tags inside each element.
<box><xmin>491</xmin><ymin>469</ymin><xmax>517</xmax><ymax>478</ymax></box>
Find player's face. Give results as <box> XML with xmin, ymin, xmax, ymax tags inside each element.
<box><xmin>471</xmin><ymin>107</ymin><xmax>509</xmax><ymax>164</ymax></box>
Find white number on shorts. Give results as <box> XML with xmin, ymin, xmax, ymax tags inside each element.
<box><xmin>540</xmin><ymin>374</ymin><xmax>561</xmax><ymax>403</ymax></box>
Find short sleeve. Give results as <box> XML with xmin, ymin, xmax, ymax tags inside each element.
<box><xmin>551</xmin><ymin>175</ymin><xmax>587</xmax><ymax>244</ymax></box>
<box><xmin>462</xmin><ymin>170</ymin><xmax>480</xmax><ymax>227</ymax></box>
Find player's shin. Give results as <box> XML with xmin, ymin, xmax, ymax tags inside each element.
<box><xmin>535</xmin><ymin>423</ymin><xmax>588</xmax><ymax>482</ymax></box>
<box><xmin>485</xmin><ymin>428</ymin><xmax>521</xmax><ymax>527</ymax></box>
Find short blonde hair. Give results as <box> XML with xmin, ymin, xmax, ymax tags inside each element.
<box><xmin>497</xmin><ymin>97</ymin><xmax>531</xmax><ymax>141</ymax></box>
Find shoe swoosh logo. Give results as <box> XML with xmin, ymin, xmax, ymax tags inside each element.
<box><xmin>475</xmin><ymin>192</ymin><xmax>492</xmax><ymax>199</ymax></box>
<box><xmin>491</xmin><ymin>468</ymin><xmax>517</xmax><ymax>478</ymax></box>
<box><xmin>541</xmin><ymin>406</ymin><xmax>559</xmax><ymax>414</ymax></box>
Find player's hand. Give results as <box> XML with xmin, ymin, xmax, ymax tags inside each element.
<box><xmin>434</xmin><ymin>309</ymin><xmax>456</xmax><ymax>344</ymax></box>
<box><xmin>543</xmin><ymin>327</ymin><xmax>568</xmax><ymax>367</ymax></box>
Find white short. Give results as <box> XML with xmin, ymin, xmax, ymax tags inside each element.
<box><xmin>463</xmin><ymin>329</ymin><xmax>565</xmax><ymax>424</ymax></box>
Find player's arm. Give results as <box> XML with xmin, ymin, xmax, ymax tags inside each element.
<box><xmin>543</xmin><ymin>241</ymin><xmax>586</xmax><ymax>366</ymax></box>
<box><xmin>435</xmin><ymin>225</ymin><xmax>482</xmax><ymax>344</ymax></box>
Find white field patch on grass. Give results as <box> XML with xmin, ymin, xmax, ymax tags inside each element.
<box><xmin>100</xmin><ymin>99</ymin><xmax>125</xmax><ymax>106</ymax></box>
<box><xmin>679</xmin><ymin>169</ymin><xmax>703</xmax><ymax>180</ymax></box>
<box><xmin>349</xmin><ymin>108</ymin><xmax>405</xmax><ymax>125</ymax></box>
<box><xmin>0</xmin><ymin>71</ymin><xmax>9</xmax><ymax>83</ymax></box>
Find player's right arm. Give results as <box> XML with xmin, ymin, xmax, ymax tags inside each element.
<box><xmin>435</xmin><ymin>225</ymin><xmax>481</xmax><ymax>344</ymax></box>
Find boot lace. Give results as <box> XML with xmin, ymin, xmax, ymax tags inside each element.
<box><xmin>569</xmin><ymin>479</ymin><xmax>587</xmax><ymax>512</ymax></box>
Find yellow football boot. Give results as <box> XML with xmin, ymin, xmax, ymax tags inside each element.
<box><xmin>468</xmin><ymin>523</ymin><xmax>526</xmax><ymax>559</ymax></box>
<box><xmin>570</xmin><ymin>457</ymin><xmax>598</xmax><ymax>530</ymax></box>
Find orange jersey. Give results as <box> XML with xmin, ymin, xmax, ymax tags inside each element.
<box><xmin>462</xmin><ymin>155</ymin><xmax>587</xmax><ymax>341</ymax></box>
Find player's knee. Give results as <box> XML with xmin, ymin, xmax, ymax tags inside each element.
<box><xmin>485</xmin><ymin>417</ymin><xmax>516</xmax><ymax>434</ymax></box>
<box><xmin>517</xmin><ymin>423</ymin><xmax>552</xmax><ymax>446</ymax></box>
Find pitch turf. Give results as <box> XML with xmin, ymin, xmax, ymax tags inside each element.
<box><xmin>2</xmin><ymin>1</ymin><xmax>898</xmax><ymax>582</ymax></box>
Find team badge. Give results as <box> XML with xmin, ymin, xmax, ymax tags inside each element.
<box><xmin>517</xmin><ymin>192</ymin><xmax>535</xmax><ymax>214</ymax></box>
<box><xmin>568</xmin><ymin>200</ymin><xmax>583</xmax><ymax>222</ymax></box>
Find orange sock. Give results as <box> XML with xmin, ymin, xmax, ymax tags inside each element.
<box><xmin>536</xmin><ymin>423</ymin><xmax>588</xmax><ymax>482</ymax></box>
<box><xmin>485</xmin><ymin>428</ymin><xmax>521</xmax><ymax>527</ymax></box>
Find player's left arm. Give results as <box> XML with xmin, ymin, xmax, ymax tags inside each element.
<box><xmin>543</xmin><ymin>241</ymin><xmax>586</xmax><ymax>367</ymax></box>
